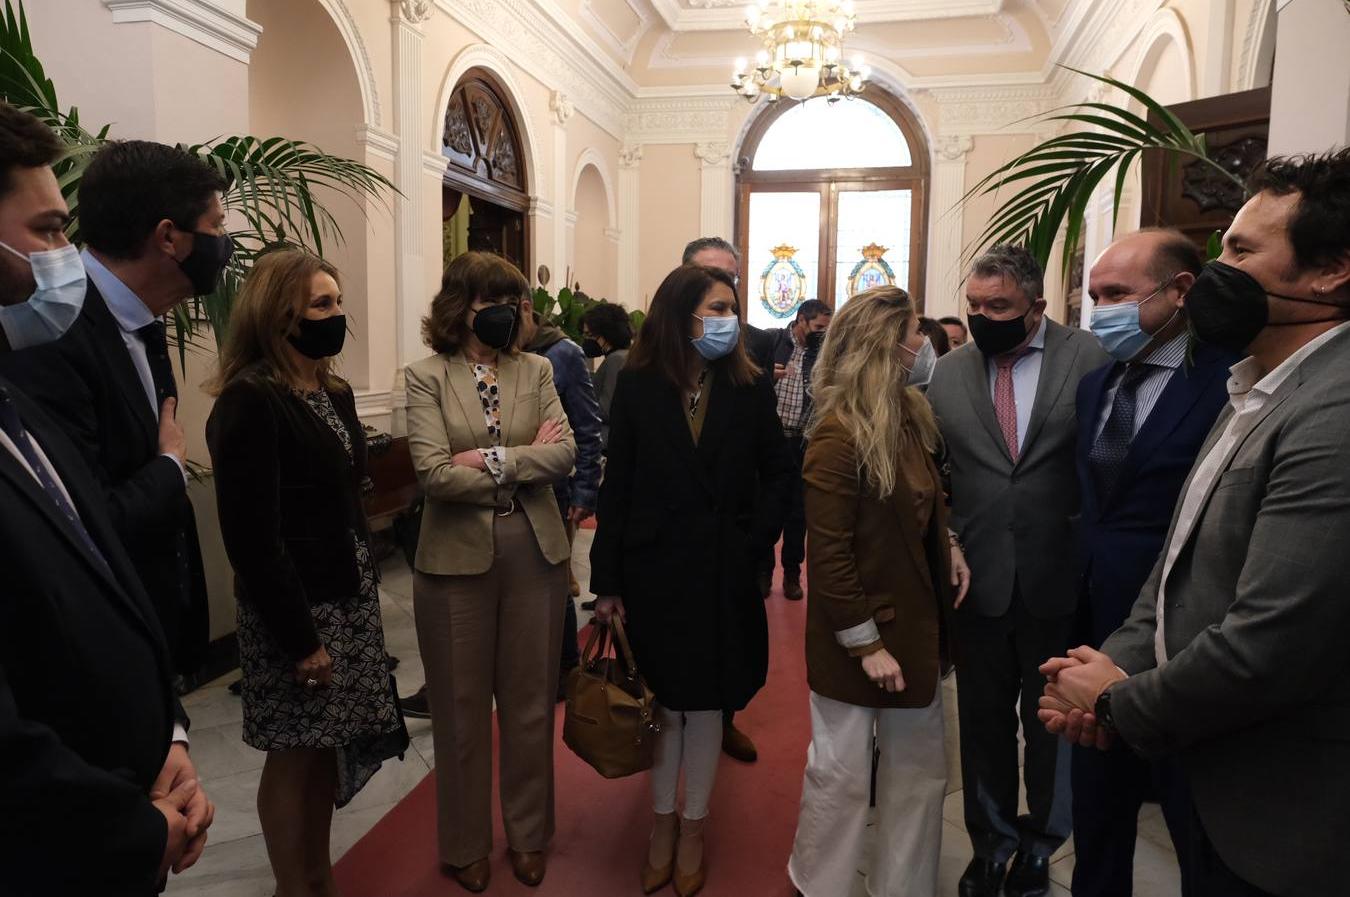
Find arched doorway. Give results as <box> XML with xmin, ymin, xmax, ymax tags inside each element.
<box><xmin>440</xmin><ymin>69</ymin><xmax>529</xmax><ymax>272</ymax></box>
<box><xmin>735</xmin><ymin>91</ymin><xmax>930</xmax><ymax>327</ymax></box>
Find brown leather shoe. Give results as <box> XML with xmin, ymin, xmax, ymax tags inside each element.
<box><xmin>642</xmin><ymin>812</ymin><xmax>680</xmax><ymax>893</ymax></box>
<box><xmin>783</xmin><ymin>576</ymin><xmax>804</xmax><ymax>601</ymax></box>
<box><xmin>509</xmin><ymin>849</ymin><xmax>547</xmax><ymax>887</ymax></box>
<box><xmin>721</xmin><ymin>721</ymin><xmax>757</xmax><ymax>763</ymax></box>
<box><xmin>672</xmin><ymin>816</ymin><xmax>707</xmax><ymax>897</ymax></box>
<box><xmin>446</xmin><ymin>857</ymin><xmax>490</xmax><ymax>893</ymax></box>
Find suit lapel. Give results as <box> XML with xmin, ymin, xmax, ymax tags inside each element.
<box><xmin>498</xmin><ymin>353</ymin><xmax>520</xmax><ymax>441</ymax></box>
<box><xmin>1020</xmin><ymin>320</ymin><xmax>1077</xmax><ymax>462</ymax></box>
<box><xmin>696</xmin><ymin>370</ymin><xmax>734</xmax><ymax>467</ymax></box>
<box><xmin>886</xmin><ymin>449</ymin><xmax>932</xmax><ymax>581</ymax></box>
<box><xmin>86</xmin><ymin>285</ymin><xmax>159</xmax><ymax>445</ymax></box>
<box><xmin>960</xmin><ymin>345</ymin><xmax>1012</xmax><ymax>464</ymax></box>
<box><xmin>1077</xmin><ymin>362</ymin><xmax>1113</xmax><ymax>514</ymax></box>
<box><xmin>444</xmin><ymin>353</ymin><xmax>491</xmax><ymax>449</ymax></box>
<box><xmin>651</xmin><ymin>373</ymin><xmax>715</xmax><ymax>498</ymax></box>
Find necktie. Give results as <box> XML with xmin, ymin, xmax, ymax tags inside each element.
<box><xmin>993</xmin><ymin>352</ymin><xmax>1022</xmax><ymax>461</ymax></box>
<box><xmin>137</xmin><ymin>320</ymin><xmax>177</xmax><ymax>407</ymax></box>
<box><xmin>1088</xmin><ymin>363</ymin><xmax>1153</xmax><ymax>499</ymax></box>
<box><xmin>0</xmin><ymin>387</ymin><xmax>111</xmax><ymax>572</ymax></box>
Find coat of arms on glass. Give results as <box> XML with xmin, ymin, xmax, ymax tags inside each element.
<box><xmin>846</xmin><ymin>243</ymin><xmax>896</xmax><ymax>297</ymax></box>
<box><xmin>759</xmin><ymin>244</ymin><xmax>808</xmax><ymax>319</ymax></box>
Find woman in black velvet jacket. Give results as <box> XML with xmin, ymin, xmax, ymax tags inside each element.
<box><xmin>206</xmin><ymin>250</ymin><xmax>406</xmax><ymax>897</ymax></box>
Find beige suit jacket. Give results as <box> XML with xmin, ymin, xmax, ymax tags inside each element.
<box><xmin>405</xmin><ymin>350</ymin><xmax>576</xmax><ymax>576</ymax></box>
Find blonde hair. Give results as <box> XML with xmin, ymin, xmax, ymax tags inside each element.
<box><xmin>808</xmin><ymin>286</ymin><xmax>939</xmax><ymax>498</ymax></box>
<box><xmin>207</xmin><ymin>249</ymin><xmax>343</xmax><ymax>395</ymax></box>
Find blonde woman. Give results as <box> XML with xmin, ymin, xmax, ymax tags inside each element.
<box><xmin>788</xmin><ymin>286</ymin><xmax>970</xmax><ymax>897</ymax></box>
<box><xmin>206</xmin><ymin>250</ymin><xmax>408</xmax><ymax>897</ymax></box>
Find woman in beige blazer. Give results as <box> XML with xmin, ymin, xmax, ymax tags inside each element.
<box><xmin>404</xmin><ymin>251</ymin><xmax>576</xmax><ymax>893</ymax></box>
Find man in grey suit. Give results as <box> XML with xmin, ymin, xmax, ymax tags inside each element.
<box><xmin>1040</xmin><ymin>150</ymin><xmax>1350</xmax><ymax>897</ymax></box>
<box><xmin>926</xmin><ymin>245</ymin><xmax>1109</xmax><ymax>897</ymax></box>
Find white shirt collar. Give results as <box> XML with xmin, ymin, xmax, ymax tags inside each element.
<box><xmin>1227</xmin><ymin>321</ymin><xmax>1350</xmax><ymax>401</ymax></box>
<box><xmin>1027</xmin><ymin>315</ymin><xmax>1048</xmax><ymax>351</ymax></box>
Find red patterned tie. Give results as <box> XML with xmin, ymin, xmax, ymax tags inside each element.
<box><xmin>994</xmin><ymin>353</ymin><xmax>1021</xmax><ymax>461</ymax></box>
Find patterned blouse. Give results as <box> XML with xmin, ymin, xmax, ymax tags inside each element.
<box><xmin>470</xmin><ymin>363</ymin><xmax>508</xmax><ymax>482</ymax></box>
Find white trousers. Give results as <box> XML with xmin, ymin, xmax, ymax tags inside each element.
<box><xmin>651</xmin><ymin>707</ymin><xmax>723</xmax><ymax>819</ymax></box>
<box><xmin>789</xmin><ymin>690</ymin><xmax>947</xmax><ymax>897</ymax></box>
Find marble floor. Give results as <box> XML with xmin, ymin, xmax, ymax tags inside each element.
<box><xmin>166</xmin><ymin>529</ymin><xmax>1180</xmax><ymax>896</ymax></box>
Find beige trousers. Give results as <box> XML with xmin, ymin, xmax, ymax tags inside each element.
<box><xmin>789</xmin><ymin>690</ymin><xmax>948</xmax><ymax>897</ymax></box>
<box><xmin>413</xmin><ymin>511</ymin><xmax>568</xmax><ymax>866</ymax></box>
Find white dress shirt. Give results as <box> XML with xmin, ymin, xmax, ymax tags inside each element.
<box><xmin>1093</xmin><ymin>331</ymin><xmax>1189</xmax><ymax>442</ymax></box>
<box><xmin>985</xmin><ymin>316</ymin><xmax>1048</xmax><ymax>449</ymax></box>
<box><xmin>1153</xmin><ymin>321</ymin><xmax>1350</xmax><ymax>667</ymax></box>
<box><xmin>81</xmin><ymin>250</ymin><xmax>186</xmax><ymax>482</ymax></box>
<box><xmin>0</xmin><ymin>414</ymin><xmax>188</xmax><ymax>744</ymax></box>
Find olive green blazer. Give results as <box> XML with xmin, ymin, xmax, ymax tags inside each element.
<box><xmin>405</xmin><ymin>350</ymin><xmax>576</xmax><ymax>576</ymax></box>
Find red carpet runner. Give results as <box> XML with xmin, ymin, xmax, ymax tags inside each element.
<box><xmin>335</xmin><ymin>586</ymin><xmax>810</xmax><ymax>897</ymax></box>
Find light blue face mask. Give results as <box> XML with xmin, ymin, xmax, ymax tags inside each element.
<box><xmin>1089</xmin><ymin>280</ymin><xmax>1175</xmax><ymax>362</ymax></box>
<box><xmin>691</xmin><ymin>313</ymin><xmax>740</xmax><ymax>360</ymax></box>
<box><xmin>0</xmin><ymin>241</ymin><xmax>86</xmax><ymax>351</ymax></box>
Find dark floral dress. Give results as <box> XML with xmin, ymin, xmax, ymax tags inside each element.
<box><xmin>236</xmin><ymin>387</ymin><xmax>407</xmax><ymax>807</ymax></box>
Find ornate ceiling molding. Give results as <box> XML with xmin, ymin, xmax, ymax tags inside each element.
<box><xmin>652</xmin><ymin>0</ymin><xmax>1005</xmax><ymax>31</ymax></box>
<box><xmin>580</xmin><ymin>0</ymin><xmax>651</xmax><ymax>65</ymax></box>
<box><xmin>102</xmin><ymin>0</ymin><xmax>261</xmax><ymax>63</ymax></box>
<box><xmin>623</xmin><ymin>95</ymin><xmax>738</xmax><ymax>144</ymax></box>
<box><xmin>923</xmin><ymin>83</ymin><xmax>1059</xmax><ymax>135</ymax></box>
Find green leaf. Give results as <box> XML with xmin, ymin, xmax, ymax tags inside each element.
<box><xmin>1206</xmin><ymin>229</ymin><xmax>1223</xmax><ymax>261</ymax></box>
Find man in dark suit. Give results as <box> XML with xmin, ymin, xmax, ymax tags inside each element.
<box><xmin>1041</xmin><ymin>150</ymin><xmax>1350</xmax><ymax>897</ymax></box>
<box><xmin>1071</xmin><ymin>229</ymin><xmax>1236</xmax><ymax>896</ymax></box>
<box><xmin>925</xmin><ymin>245</ymin><xmax>1109</xmax><ymax>897</ymax></box>
<box><xmin>0</xmin><ymin>103</ymin><xmax>213</xmax><ymax>894</ymax></box>
<box><xmin>0</xmin><ymin>140</ymin><xmax>230</xmax><ymax>682</ymax></box>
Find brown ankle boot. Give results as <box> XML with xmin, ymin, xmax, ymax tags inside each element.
<box><xmin>509</xmin><ymin>849</ymin><xmax>546</xmax><ymax>887</ymax></box>
<box><xmin>641</xmin><ymin>812</ymin><xmax>680</xmax><ymax>893</ymax></box>
<box><xmin>672</xmin><ymin>815</ymin><xmax>707</xmax><ymax>897</ymax></box>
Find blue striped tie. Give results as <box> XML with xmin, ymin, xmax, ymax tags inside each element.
<box><xmin>1088</xmin><ymin>364</ymin><xmax>1151</xmax><ymax>499</ymax></box>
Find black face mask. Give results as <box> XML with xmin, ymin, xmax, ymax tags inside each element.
<box><xmin>179</xmin><ymin>231</ymin><xmax>234</xmax><ymax>296</ymax></box>
<box><xmin>968</xmin><ymin>308</ymin><xmax>1033</xmax><ymax>356</ymax></box>
<box><xmin>1187</xmin><ymin>260</ymin><xmax>1346</xmax><ymax>354</ymax></box>
<box><xmin>581</xmin><ymin>337</ymin><xmax>605</xmax><ymax>359</ymax></box>
<box><xmin>472</xmin><ymin>303</ymin><xmax>519</xmax><ymax>350</ymax></box>
<box><xmin>805</xmin><ymin>330</ymin><xmax>826</xmax><ymax>354</ymax></box>
<box><xmin>288</xmin><ymin>314</ymin><xmax>346</xmax><ymax>359</ymax></box>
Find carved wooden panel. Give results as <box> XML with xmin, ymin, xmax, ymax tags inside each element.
<box><xmin>441</xmin><ymin>72</ymin><xmax>527</xmax><ymax>197</ymax></box>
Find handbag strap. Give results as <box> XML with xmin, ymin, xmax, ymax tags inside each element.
<box><xmin>580</xmin><ymin>620</ymin><xmax>611</xmax><ymax>668</ymax></box>
<box><xmin>610</xmin><ymin>616</ymin><xmax>642</xmax><ymax>680</ymax></box>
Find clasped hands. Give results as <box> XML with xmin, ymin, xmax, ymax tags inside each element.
<box><xmin>1037</xmin><ymin>646</ymin><xmax>1127</xmax><ymax>751</ymax></box>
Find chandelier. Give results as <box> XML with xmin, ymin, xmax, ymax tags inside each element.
<box><xmin>730</xmin><ymin>0</ymin><xmax>870</xmax><ymax>103</ymax></box>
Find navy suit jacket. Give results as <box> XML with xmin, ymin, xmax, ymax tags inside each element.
<box><xmin>1074</xmin><ymin>341</ymin><xmax>1236</xmax><ymax>647</ymax></box>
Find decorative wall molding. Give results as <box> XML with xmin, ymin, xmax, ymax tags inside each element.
<box><xmin>354</xmin><ymin>389</ymin><xmax>395</xmax><ymax>426</ymax></box>
<box><xmin>392</xmin><ymin>0</ymin><xmax>433</xmax><ymax>24</ymax></box>
<box><xmin>436</xmin><ymin>0</ymin><xmax>632</xmax><ymax>138</ymax></box>
<box><xmin>550</xmin><ymin>91</ymin><xmax>576</xmax><ymax>126</ymax></box>
<box><xmin>623</xmin><ymin>95</ymin><xmax>736</xmax><ymax>144</ymax></box>
<box><xmin>694</xmin><ymin>141</ymin><xmax>732</xmax><ymax>167</ymax></box>
<box><xmin>356</xmin><ymin>125</ymin><xmax>399</xmax><ymax>161</ymax></box>
<box><xmin>604</xmin><ymin>226</ymin><xmax>622</xmax><ymax>243</ymax></box>
<box><xmin>529</xmin><ymin>196</ymin><xmax>556</xmax><ymax>218</ymax></box>
<box><xmin>935</xmin><ymin>134</ymin><xmax>975</xmax><ymax>161</ymax></box>
<box><xmin>1239</xmin><ymin>0</ymin><xmax>1276</xmax><ymax>89</ymax></box>
<box><xmin>926</xmin><ymin>133</ymin><xmax>976</xmax><ymax>318</ymax></box>
<box><xmin>619</xmin><ymin>143</ymin><xmax>644</xmax><ymax>168</ymax></box>
<box><xmin>571</xmin><ymin>147</ymin><xmax>618</xmax><ymax>229</ymax></box>
<box><xmin>565</xmin><ymin>210</ymin><xmax>580</xmax><ymax>227</ymax></box>
<box><xmin>1123</xmin><ymin>7</ymin><xmax>1197</xmax><ymax>102</ymax></box>
<box><xmin>317</xmin><ymin>0</ymin><xmax>382</xmax><ymax>126</ymax></box>
<box><xmin>925</xmin><ymin>84</ymin><xmax>1059</xmax><ymax>135</ymax></box>
<box><xmin>422</xmin><ymin>152</ymin><xmax>450</xmax><ymax>178</ymax></box>
<box><xmin>102</xmin><ymin>0</ymin><xmax>262</xmax><ymax>64</ymax></box>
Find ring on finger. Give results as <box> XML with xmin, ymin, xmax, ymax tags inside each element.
<box><xmin>305</xmin><ymin>677</ymin><xmax>319</xmax><ymax>688</ymax></box>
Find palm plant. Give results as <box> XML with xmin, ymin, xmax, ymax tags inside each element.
<box><xmin>0</xmin><ymin>0</ymin><xmax>395</xmax><ymax>356</ymax></box>
<box><xmin>962</xmin><ymin>67</ymin><xmax>1246</xmax><ymax>276</ymax></box>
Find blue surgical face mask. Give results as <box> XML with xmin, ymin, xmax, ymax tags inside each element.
<box><xmin>691</xmin><ymin>313</ymin><xmax>740</xmax><ymax>360</ymax></box>
<box><xmin>0</xmin><ymin>241</ymin><xmax>86</xmax><ymax>351</ymax></box>
<box><xmin>1089</xmin><ymin>281</ymin><xmax>1175</xmax><ymax>362</ymax></box>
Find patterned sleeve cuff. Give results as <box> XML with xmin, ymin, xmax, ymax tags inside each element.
<box><xmin>479</xmin><ymin>447</ymin><xmax>506</xmax><ymax>483</ymax></box>
<box><xmin>835</xmin><ymin>618</ymin><xmax>882</xmax><ymax>650</ymax></box>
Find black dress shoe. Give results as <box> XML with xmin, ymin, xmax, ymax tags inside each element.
<box><xmin>756</xmin><ymin>571</ymin><xmax>773</xmax><ymax>600</ymax></box>
<box><xmin>1004</xmin><ymin>851</ymin><xmax>1051</xmax><ymax>897</ymax></box>
<box><xmin>958</xmin><ymin>857</ymin><xmax>1006</xmax><ymax>897</ymax></box>
<box><xmin>400</xmin><ymin>685</ymin><xmax>431</xmax><ymax>719</ymax></box>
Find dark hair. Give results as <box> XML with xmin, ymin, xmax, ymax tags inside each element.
<box><xmin>937</xmin><ymin>315</ymin><xmax>967</xmax><ymax>333</ymax></box>
<box><xmin>1137</xmin><ymin>227</ymin><xmax>1204</xmax><ymax>281</ymax></box>
<box><xmin>627</xmin><ymin>264</ymin><xmax>760</xmax><ymax>388</ymax></box>
<box><xmin>1248</xmin><ymin>147</ymin><xmax>1350</xmax><ymax>272</ymax></box>
<box><xmin>795</xmin><ymin>299</ymin><xmax>831</xmax><ymax>324</ymax></box>
<box><xmin>582</xmin><ymin>301</ymin><xmax>633</xmax><ymax>350</ymax></box>
<box><xmin>423</xmin><ymin>251</ymin><xmax>530</xmax><ymax>355</ymax></box>
<box><xmin>0</xmin><ymin>104</ymin><xmax>61</xmax><ymax>199</ymax></box>
<box><xmin>917</xmin><ymin>316</ymin><xmax>952</xmax><ymax>356</ymax></box>
<box><xmin>79</xmin><ymin>140</ymin><xmax>227</xmax><ymax>259</ymax></box>
<box><xmin>970</xmin><ymin>244</ymin><xmax>1044</xmax><ymax>304</ymax></box>
<box><xmin>682</xmin><ymin>236</ymin><xmax>739</xmax><ymax>265</ymax></box>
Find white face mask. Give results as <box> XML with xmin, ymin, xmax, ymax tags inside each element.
<box><xmin>0</xmin><ymin>241</ymin><xmax>86</xmax><ymax>350</ymax></box>
<box><xmin>901</xmin><ymin>336</ymin><xmax>937</xmax><ymax>388</ymax></box>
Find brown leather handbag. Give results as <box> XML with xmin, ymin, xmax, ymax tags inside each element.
<box><xmin>563</xmin><ymin>616</ymin><xmax>660</xmax><ymax>779</ymax></box>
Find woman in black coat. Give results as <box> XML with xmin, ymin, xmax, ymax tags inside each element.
<box><xmin>591</xmin><ymin>264</ymin><xmax>791</xmax><ymax>897</ymax></box>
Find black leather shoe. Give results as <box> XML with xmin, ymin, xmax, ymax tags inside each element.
<box><xmin>1004</xmin><ymin>851</ymin><xmax>1050</xmax><ymax>897</ymax></box>
<box><xmin>400</xmin><ymin>685</ymin><xmax>431</xmax><ymax>720</ymax></box>
<box><xmin>958</xmin><ymin>857</ymin><xmax>1006</xmax><ymax>897</ymax></box>
<box><xmin>756</xmin><ymin>571</ymin><xmax>773</xmax><ymax>600</ymax></box>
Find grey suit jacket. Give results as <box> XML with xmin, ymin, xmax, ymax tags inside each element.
<box><xmin>1102</xmin><ymin>326</ymin><xmax>1350</xmax><ymax>897</ymax></box>
<box><xmin>926</xmin><ymin>318</ymin><xmax>1109</xmax><ymax>618</ymax></box>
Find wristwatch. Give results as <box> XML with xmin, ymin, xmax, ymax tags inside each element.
<box><xmin>1093</xmin><ymin>686</ymin><xmax>1117</xmax><ymax>733</ymax></box>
